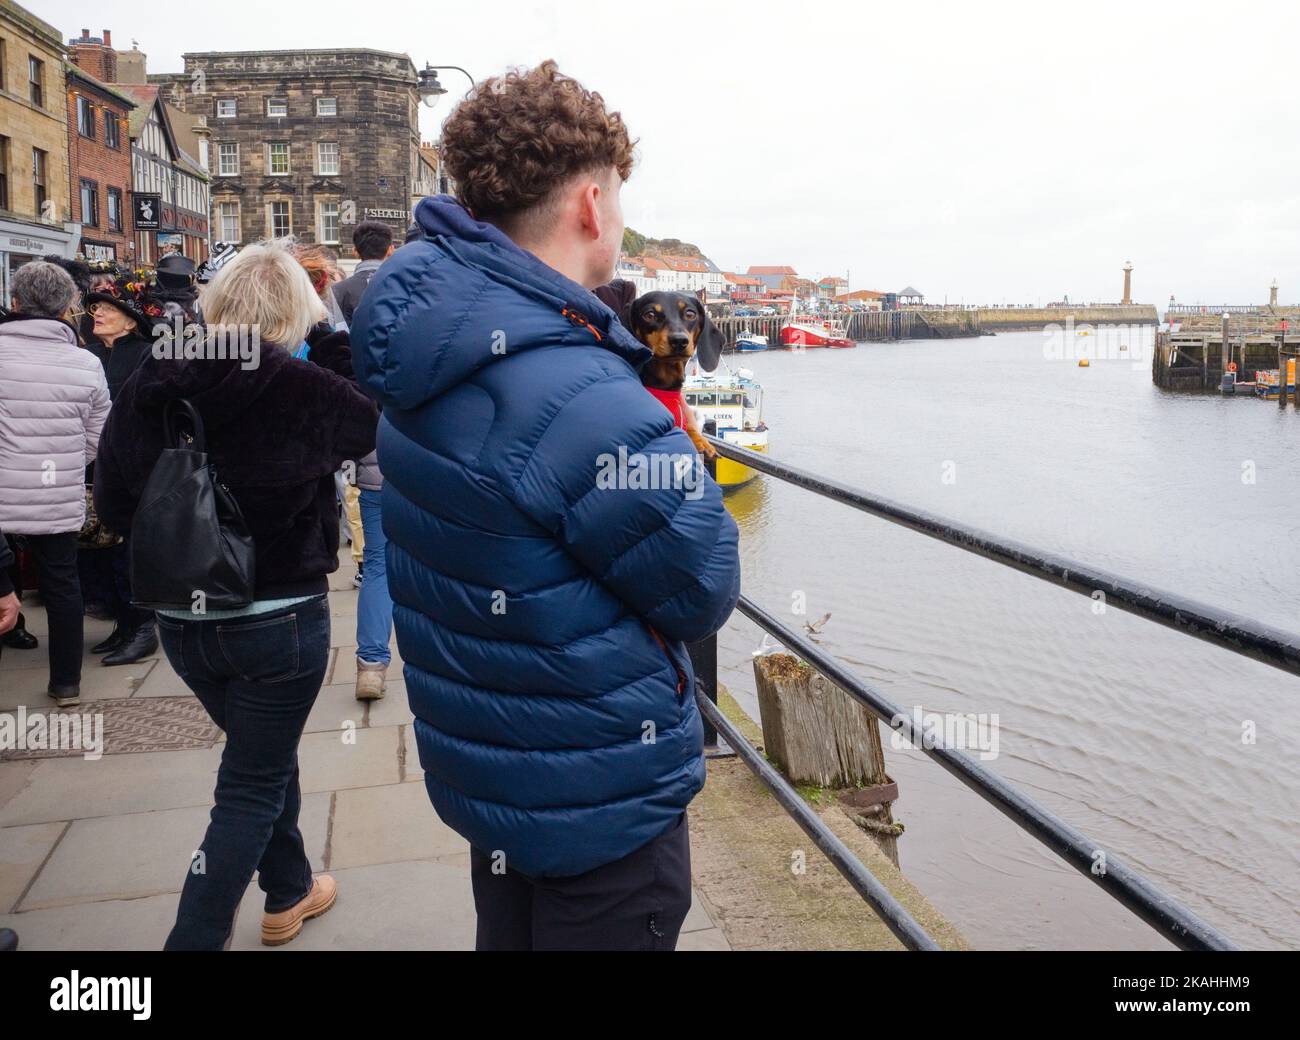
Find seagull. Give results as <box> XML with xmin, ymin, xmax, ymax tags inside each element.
<box><xmin>804</xmin><ymin>612</ymin><xmax>831</xmax><ymax>636</ymax></box>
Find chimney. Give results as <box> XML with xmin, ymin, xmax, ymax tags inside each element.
<box><xmin>103</xmin><ymin>29</ymin><xmax>112</xmax><ymax>47</ymax></box>
<box><xmin>115</xmin><ymin>45</ymin><xmax>147</xmax><ymax>84</ymax></box>
<box><xmin>68</xmin><ymin>29</ymin><xmax>117</xmax><ymax>82</ymax></box>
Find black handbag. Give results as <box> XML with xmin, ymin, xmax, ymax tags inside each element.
<box><xmin>130</xmin><ymin>399</ymin><xmax>256</xmax><ymax>611</ymax></box>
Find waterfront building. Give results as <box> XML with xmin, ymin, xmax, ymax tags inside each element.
<box><xmin>835</xmin><ymin>288</ymin><xmax>885</xmax><ymax>311</ymax></box>
<box><xmin>615</xmin><ymin>256</ymin><xmax>657</xmax><ymax>296</ymax></box>
<box><xmin>659</xmin><ymin>255</ymin><xmax>709</xmax><ymax>294</ymax></box>
<box><xmin>700</xmin><ymin>256</ymin><xmax>725</xmax><ymax>300</ymax></box>
<box><xmin>0</xmin><ymin>0</ymin><xmax>79</xmax><ymax>297</ymax></box>
<box><xmin>64</xmin><ymin>32</ymin><xmax>136</xmax><ymax>266</ymax></box>
<box><xmin>724</xmin><ymin>272</ymin><xmax>765</xmax><ymax>302</ymax></box>
<box><xmin>817</xmin><ymin>275</ymin><xmax>847</xmax><ymax>301</ymax></box>
<box><xmin>162</xmin><ymin>49</ymin><xmax>423</xmax><ymax>252</ymax></box>
<box><xmin>747</xmin><ymin>264</ymin><xmax>798</xmax><ymax>292</ymax></box>
<box><xmin>639</xmin><ymin>256</ymin><xmax>675</xmax><ymax>292</ymax></box>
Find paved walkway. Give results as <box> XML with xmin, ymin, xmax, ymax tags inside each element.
<box><xmin>0</xmin><ymin>553</ymin><xmax>729</xmax><ymax>950</ymax></box>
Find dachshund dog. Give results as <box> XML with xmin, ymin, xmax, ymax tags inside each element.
<box><xmin>594</xmin><ymin>282</ymin><xmax>725</xmax><ymax>457</ymax></box>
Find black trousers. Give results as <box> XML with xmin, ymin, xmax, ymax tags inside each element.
<box><xmin>22</xmin><ymin>532</ymin><xmax>84</xmax><ymax>688</ymax></box>
<box><xmin>470</xmin><ymin>812</ymin><xmax>692</xmax><ymax>951</ymax></box>
<box><xmin>79</xmin><ymin>540</ymin><xmax>150</xmax><ymax>631</ymax></box>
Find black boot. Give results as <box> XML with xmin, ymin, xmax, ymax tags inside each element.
<box><xmin>1</xmin><ymin>612</ymin><xmax>37</xmax><ymax>650</ymax></box>
<box><xmin>92</xmin><ymin>624</ymin><xmax>127</xmax><ymax>655</ymax></box>
<box><xmin>0</xmin><ymin>928</ymin><xmax>18</xmax><ymax>952</ymax></box>
<box><xmin>101</xmin><ymin>622</ymin><xmax>159</xmax><ymax>666</ymax></box>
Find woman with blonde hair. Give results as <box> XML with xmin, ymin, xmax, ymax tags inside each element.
<box><xmin>94</xmin><ymin>240</ymin><xmax>379</xmax><ymax>950</ymax></box>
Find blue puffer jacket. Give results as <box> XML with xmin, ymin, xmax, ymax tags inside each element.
<box><xmin>352</xmin><ymin>196</ymin><xmax>740</xmax><ymax>877</ymax></box>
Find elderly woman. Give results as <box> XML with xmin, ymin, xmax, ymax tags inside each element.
<box><xmin>94</xmin><ymin>241</ymin><xmax>378</xmax><ymax>950</ymax></box>
<box><xmin>0</xmin><ymin>261</ymin><xmax>111</xmax><ymax>706</ymax></box>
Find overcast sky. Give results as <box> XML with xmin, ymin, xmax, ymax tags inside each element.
<box><xmin>43</xmin><ymin>0</ymin><xmax>1299</xmax><ymax>307</ymax></box>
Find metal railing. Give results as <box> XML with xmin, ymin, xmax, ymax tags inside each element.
<box><xmin>691</xmin><ymin>431</ymin><xmax>1262</xmax><ymax>950</ymax></box>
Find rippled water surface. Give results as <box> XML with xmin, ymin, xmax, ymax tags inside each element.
<box><xmin>715</xmin><ymin>329</ymin><xmax>1300</xmax><ymax>949</ymax></box>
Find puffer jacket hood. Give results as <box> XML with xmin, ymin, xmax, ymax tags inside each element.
<box><xmin>351</xmin><ymin>195</ymin><xmax>739</xmax><ymax>878</ymax></box>
<box><xmin>356</xmin><ymin>194</ymin><xmax>650</xmax><ymax>412</ymax></box>
<box><xmin>0</xmin><ymin>314</ymin><xmax>110</xmax><ymax>534</ymax></box>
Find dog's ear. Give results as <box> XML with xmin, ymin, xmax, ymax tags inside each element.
<box><xmin>695</xmin><ymin>305</ymin><xmax>724</xmax><ymax>372</ymax></box>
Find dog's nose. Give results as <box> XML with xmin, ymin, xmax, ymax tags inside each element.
<box><xmin>668</xmin><ymin>334</ymin><xmax>690</xmax><ymax>352</ymax></box>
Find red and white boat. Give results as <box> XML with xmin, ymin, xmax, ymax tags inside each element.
<box><xmin>778</xmin><ymin>315</ymin><xmax>856</xmax><ymax>349</ymax></box>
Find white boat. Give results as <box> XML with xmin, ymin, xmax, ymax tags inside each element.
<box><xmin>735</xmin><ymin>331</ymin><xmax>769</xmax><ymax>352</ymax></box>
<box><xmin>682</xmin><ymin>361</ymin><xmax>768</xmax><ymax>491</ymax></box>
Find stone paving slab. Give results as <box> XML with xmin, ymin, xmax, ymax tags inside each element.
<box><xmin>0</xmin><ymin>892</ymin><xmax>183</xmax><ymax>950</ymax></box>
<box><xmin>229</xmin><ymin>857</ymin><xmax>477</xmax><ymax>951</ymax></box>
<box><xmin>297</xmin><ymin>726</ymin><xmax>402</xmax><ymax>793</ymax></box>
<box><xmin>678</xmin><ymin>927</ymin><xmax>731</xmax><ymax>950</ymax></box>
<box><xmin>0</xmin><ymin>658</ymin><xmax>158</xmax><ymax>709</ymax></box>
<box><xmin>303</xmin><ymin>679</ymin><xmax>370</xmax><ymax>735</ymax></box>
<box><xmin>17</xmin><ymin>793</ymin><xmax>332</xmax><ymax>912</ymax></box>
<box><xmin>0</xmin><ymin>745</ymin><xmax>223</xmax><ymax>827</ymax></box>
<box><xmin>358</xmin><ymin>680</ymin><xmax>413</xmax><ymax>729</ymax></box>
<box><xmin>329</xmin><ymin>780</ymin><xmax>465</xmax><ymax>870</ymax></box>
<box><xmin>0</xmin><ymin>820</ymin><xmax>66</xmax><ymax>914</ymax></box>
<box><xmin>131</xmin><ymin>656</ymin><xmax>195</xmax><ymax>699</ymax></box>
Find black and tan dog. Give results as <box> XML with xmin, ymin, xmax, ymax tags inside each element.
<box><xmin>595</xmin><ymin>283</ymin><xmax>725</xmax><ymax>456</ymax></box>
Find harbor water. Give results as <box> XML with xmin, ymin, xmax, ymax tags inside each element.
<box><xmin>716</xmin><ymin>328</ymin><xmax>1300</xmax><ymax>950</ymax></box>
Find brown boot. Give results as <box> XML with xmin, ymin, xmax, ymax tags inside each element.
<box><xmin>261</xmin><ymin>874</ymin><xmax>337</xmax><ymax>946</ymax></box>
<box><xmin>355</xmin><ymin>659</ymin><xmax>387</xmax><ymax>701</ymax></box>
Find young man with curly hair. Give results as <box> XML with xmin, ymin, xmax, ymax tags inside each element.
<box><xmin>351</xmin><ymin>61</ymin><xmax>739</xmax><ymax>950</ymax></box>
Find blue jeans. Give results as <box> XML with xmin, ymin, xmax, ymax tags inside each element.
<box><xmin>356</xmin><ymin>488</ymin><xmax>393</xmax><ymax>666</ymax></box>
<box><xmin>158</xmin><ymin>595</ymin><xmax>331</xmax><ymax>950</ymax></box>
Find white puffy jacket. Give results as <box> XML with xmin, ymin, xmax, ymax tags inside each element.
<box><xmin>0</xmin><ymin>315</ymin><xmax>111</xmax><ymax>535</ymax></box>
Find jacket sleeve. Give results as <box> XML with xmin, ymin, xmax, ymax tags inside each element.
<box><xmin>306</xmin><ymin>323</ymin><xmax>356</xmax><ymax>379</ymax></box>
<box><xmin>509</xmin><ymin>372</ymin><xmax>740</xmax><ymax>643</ymax></box>
<box><xmin>325</xmin><ymin>373</ymin><xmax>379</xmax><ymax>470</ymax></box>
<box><xmin>84</xmin><ymin>367</ymin><xmax>111</xmax><ymax>466</ymax></box>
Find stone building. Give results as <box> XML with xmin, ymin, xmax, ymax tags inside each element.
<box><xmin>0</xmin><ymin>0</ymin><xmax>78</xmax><ymax>298</ymax></box>
<box><xmin>65</xmin><ymin>31</ymin><xmax>137</xmax><ymax>266</ymax></box>
<box><xmin>159</xmin><ymin>49</ymin><xmax>422</xmax><ymax>254</ymax></box>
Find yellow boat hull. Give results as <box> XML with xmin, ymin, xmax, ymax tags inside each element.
<box><xmin>715</xmin><ymin>432</ymin><xmax>768</xmax><ymax>492</ymax></box>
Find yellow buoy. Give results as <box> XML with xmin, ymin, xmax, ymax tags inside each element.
<box><xmin>1078</xmin><ymin>358</ymin><xmax>1090</xmax><ymax>367</ymax></box>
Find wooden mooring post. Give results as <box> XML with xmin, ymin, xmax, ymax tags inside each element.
<box><xmin>1279</xmin><ymin>338</ymin><xmax>1290</xmax><ymax>409</ymax></box>
<box><xmin>753</xmin><ymin>652</ymin><xmax>902</xmax><ymax>865</ymax></box>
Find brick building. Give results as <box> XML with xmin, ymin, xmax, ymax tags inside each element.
<box><xmin>0</xmin><ymin>0</ymin><xmax>79</xmax><ymax>298</ymax></box>
<box><xmin>116</xmin><ymin>83</ymin><xmax>210</xmax><ymax>266</ymax></box>
<box><xmin>157</xmin><ymin>49</ymin><xmax>422</xmax><ymax>254</ymax></box>
<box><xmin>65</xmin><ymin>31</ymin><xmax>136</xmax><ymax>266</ymax></box>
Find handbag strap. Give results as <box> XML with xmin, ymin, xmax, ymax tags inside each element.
<box><xmin>162</xmin><ymin>398</ymin><xmax>206</xmax><ymax>452</ymax></box>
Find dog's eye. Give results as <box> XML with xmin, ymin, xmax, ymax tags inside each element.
<box><xmin>684</xmin><ymin>310</ymin><xmax>697</xmax><ymax>320</ymax></box>
<box><xmin>642</xmin><ymin>309</ymin><xmax>657</xmax><ymax>322</ymax></box>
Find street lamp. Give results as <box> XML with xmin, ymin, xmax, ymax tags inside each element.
<box><xmin>418</xmin><ymin>64</ymin><xmax>476</xmax><ymax>109</ymax></box>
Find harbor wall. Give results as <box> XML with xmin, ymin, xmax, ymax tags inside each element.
<box><xmin>975</xmin><ymin>305</ymin><xmax>1158</xmax><ymax>330</ymax></box>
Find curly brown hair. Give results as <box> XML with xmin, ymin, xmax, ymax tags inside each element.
<box><xmin>440</xmin><ymin>60</ymin><xmax>635</xmax><ymax>235</ymax></box>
